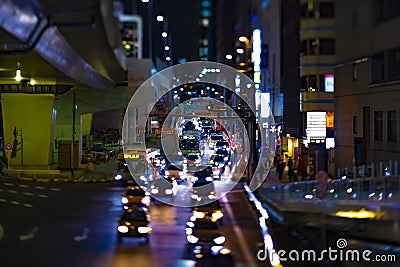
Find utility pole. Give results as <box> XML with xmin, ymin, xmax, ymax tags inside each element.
<box><xmin>71</xmin><ymin>92</ymin><xmax>76</xmax><ymax>178</ymax></box>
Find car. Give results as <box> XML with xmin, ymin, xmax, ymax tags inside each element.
<box><xmin>149</xmin><ymin>177</ymin><xmax>178</xmax><ymax>200</ymax></box>
<box><xmin>117</xmin><ymin>204</ymin><xmax>152</xmax><ymax>243</ymax></box>
<box><xmin>191</xmin><ymin>177</ymin><xmax>216</xmax><ymax>202</ymax></box>
<box><xmin>209</xmin><ymin>134</ymin><xmax>224</xmax><ymax>149</ymax></box>
<box><xmin>121</xmin><ymin>186</ymin><xmax>150</xmax><ymax>208</ymax></box>
<box><xmin>184</xmin><ymin>152</ymin><xmax>201</xmax><ymax>166</ymax></box>
<box><xmin>185</xmin><ymin>217</ymin><xmax>226</xmax><ymax>253</ymax></box>
<box><xmin>214</xmin><ymin>141</ymin><xmax>230</xmax><ymax>151</ymax></box>
<box><xmin>192</xmin><ymin>200</ymin><xmax>224</xmax><ymax>223</ymax></box>
<box><xmin>215</xmin><ymin>149</ymin><xmax>230</xmax><ymax>159</ymax></box>
<box><xmin>89</xmin><ymin>142</ymin><xmax>115</xmax><ymax>162</ymax></box>
<box><xmin>193</xmin><ymin>246</ymin><xmax>234</xmax><ymax>267</ymax></box>
<box><xmin>187</xmin><ymin>165</ymin><xmax>214</xmax><ymax>182</ymax></box>
<box><xmin>162</xmin><ymin>164</ymin><xmax>186</xmax><ymax>184</ymax></box>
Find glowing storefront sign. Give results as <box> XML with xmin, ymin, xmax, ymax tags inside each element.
<box><xmin>261</xmin><ymin>93</ymin><xmax>270</xmax><ymax>118</ymax></box>
<box><xmin>307</xmin><ymin>112</ymin><xmax>326</xmax><ymax>139</ymax></box>
<box><xmin>325</xmin><ymin>74</ymin><xmax>334</xmax><ymax>92</ymax></box>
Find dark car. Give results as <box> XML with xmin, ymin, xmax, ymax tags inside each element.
<box><xmin>185</xmin><ymin>217</ymin><xmax>225</xmax><ymax>253</ymax></box>
<box><xmin>117</xmin><ymin>205</ymin><xmax>152</xmax><ymax>243</ymax></box>
<box><xmin>192</xmin><ymin>200</ymin><xmax>224</xmax><ymax>223</ymax></box>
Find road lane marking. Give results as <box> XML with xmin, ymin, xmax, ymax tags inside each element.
<box><xmin>8</xmin><ymin>190</ymin><xmax>18</xmax><ymax>194</ymax></box>
<box><xmin>74</xmin><ymin>228</ymin><xmax>90</xmax><ymax>242</ymax></box>
<box><xmin>19</xmin><ymin>227</ymin><xmax>39</xmax><ymax>241</ymax></box>
<box><xmin>11</xmin><ymin>201</ymin><xmax>21</xmax><ymax>205</ymax></box>
<box><xmin>35</xmin><ymin>186</ymin><xmax>45</xmax><ymax>190</ymax></box>
<box><xmin>0</xmin><ymin>199</ymin><xmax>6</xmax><ymax>202</ymax></box>
<box><xmin>4</xmin><ymin>183</ymin><xmax>13</xmax><ymax>186</ymax></box>
<box><xmin>50</xmin><ymin>187</ymin><xmax>60</xmax><ymax>191</ymax></box>
<box><xmin>23</xmin><ymin>192</ymin><xmax>34</xmax><ymax>196</ymax></box>
<box><xmin>23</xmin><ymin>203</ymin><xmax>34</xmax><ymax>208</ymax></box>
<box><xmin>38</xmin><ymin>195</ymin><xmax>48</xmax><ymax>198</ymax></box>
<box><xmin>222</xmin><ymin>195</ymin><xmax>258</xmax><ymax>267</ymax></box>
<box><xmin>0</xmin><ymin>188</ymin><xmax>3</xmax><ymax>192</ymax></box>
<box><xmin>19</xmin><ymin>184</ymin><xmax>29</xmax><ymax>188</ymax></box>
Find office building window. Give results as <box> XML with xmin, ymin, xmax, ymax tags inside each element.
<box><xmin>388</xmin><ymin>110</ymin><xmax>397</xmax><ymax>141</ymax></box>
<box><xmin>320</xmin><ymin>2</ymin><xmax>335</xmax><ymax>17</ymax></box>
<box><xmin>320</xmin><ymin>39</ymin><xmax>335</xmax><ymax>55</ymax></box>
<box><xmin>388</xmin><ymin>48</ymin><xmax>400</xmax><ymax>80</ymax></box>
<box><xmin>374</xmin><ymin>0</ymin><xmax>400</xmax><ymax>24</ymax></box>
<box><xmin>371</xmin><ymin>53</ymin><xmax>385</xmax><ymax>83</ymax></box>
<box><xmin>374</xmin><ymin>111</ymin><xmax>383</xmax><ymax>141</ymax></box>
<box><xmin>353</xmin><ymin>116</ymin><xmax>358</xmax><ymax>134</ymax></box>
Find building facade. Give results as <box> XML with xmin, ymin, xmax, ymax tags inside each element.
<box><xmin>335</xmin><ymin>0</ymin><xmax>400</xmax><ymax>169</ymax></box>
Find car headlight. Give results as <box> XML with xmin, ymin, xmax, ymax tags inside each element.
<box><xmin>187</xmin><ymin>235</ymin><xmax>199</xmax><ymax>244</ymax></box>
<box><xmin>151</xmin><ymin>188</ymin><xmax>159</xmax><ymax>194</ymax></box>
<box><xmin>193</xmin><ymin>211</ymin><xmax>205</xmax><ymax>218</ymax></box>
<box><xmin>141</xmin><ymin>196</ymin><xmax>150</xmax><ymax>205</ymax></box>
<box><xmin>213</xmin><ymin>236</ymin><xmax>225</xmax><ymax>245</ymax></box>
<box><xmin>137</xmin><ymin>226</ymin><xmax>152</xmax><ymax>234</ymax></box>
<box><xmin>165</xmin><ymin>189</ymin><xmax>173</xmax><ymax>195</ymax></box>
<box><xmin>185</xmin><ymin>227</ymin><xmax>193</xmax><ymax>235</ymax></box>
<box><xmin>115</xmin><ymin>174</ymin><xmax>123</xmax><ymax>180</ymax></box>
<box><xmin>121</xmin><ymin>197</ymin><xmax>128</xmax><ymax>204</ymax></box>
<box><xmin>186</xmin><ymin>221</ymin><xmax>195</xmax><ymax>228</ymax></box>
<box><xmin>212</xmin><ymin>211</ymin><xmax>223</xmax><ymax>221</ymax></box>
<box><xmin>117</xmin><ymin>225</ymin><xmax>129</xmax><ymax>233</ymax></box>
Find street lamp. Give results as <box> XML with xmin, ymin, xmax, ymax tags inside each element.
<box><xmin>238</xmin><ymin>36</ymin><xmax>250</xmax><ymax>64</ymax></box>
<box><xmin>156</xmin><ymin>14</ymin><xmax>172</xmax><ymax>66</ymax></box>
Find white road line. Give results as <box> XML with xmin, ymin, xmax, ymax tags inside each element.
<box><xmin>8</xmin><ymin>190</ymin><xmax>18</xmax><ymax>194</ymax></box>
<box><xmin>19</xmin><ymin>184</ymin><xmax>29</xmax><ymax>188</ymax></box>
<box><xmin>4</xmin><ymin>183</ymin><xmax>13</xmax><ymax>186</ymax></box>
<box><xmin>38</xmin><ymin>195</ymin><xmax>48</xmax><ymax>198</ymax></box>
<box><xmin>222</xmin><ymin>195</ymin><xmax>258</xmax><ymax>267</ymax></box>
<box><xmin>0</xmin><ymin>198</ymin><xmax>6</xmax><ymax>202</ymax></box>
<box><xmin>0</xmin><ymin>188</ymin><xmax>3</xmax><ymax>192</ymax></box>
<box><xmin>50</xmin><ymin>188</ymin><xmax>60</xmax><ymax>191</ymax></box>
<box><xmin>23</xmin><ymin>203</ymin><xmax>34</xmax><ymax>208</ymax></box>
<box><xmin>23</xmin><ymin>192</ymin><xmax>34</xmax><ymax>196</ymax></box>
<box><xmin>11</xmin><ymin>201</ymin><xmax>20</xmax><ymax>205</ymax></box>
<box><xmin>35</xmin><ymin>186</ymin><xmax>45</xmax><ymax>190</ymax></box>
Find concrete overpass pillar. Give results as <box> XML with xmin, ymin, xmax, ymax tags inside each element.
<box><xmin>1</xmin><ymin>93</ymin><xmax>55</xmax><ymax>168</ymax></box>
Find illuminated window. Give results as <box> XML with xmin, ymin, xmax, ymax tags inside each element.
<box><xmin>200</xmin><ymin>18</ymin><xmax>209</xmax><ymax>27</ymax></box>
<box><xmin>201</xmin><ymin>0</ymin><xmax>211</xmax><ymax>8</ymax></box>
<box><xmin>202</xmin><ymin>9</ymin><xmax>211</xmax><ymax>18</ymax></box>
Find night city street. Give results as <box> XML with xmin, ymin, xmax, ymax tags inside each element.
<box><xmin>1</xmin><ymin>0</ymin><xmax>400</xmax><ymax>267</ymax></box>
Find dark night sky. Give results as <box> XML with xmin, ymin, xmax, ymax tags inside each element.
<box><xmin>152</xmin><ymin>0</ymin><xmax>198</xmax><ymax>63</ymax></box>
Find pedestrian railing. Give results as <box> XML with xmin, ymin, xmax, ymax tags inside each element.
<box><xmin>260</xmin><ymin>175</ymin><xmax>400</xmax><ymax>203</ymax></box>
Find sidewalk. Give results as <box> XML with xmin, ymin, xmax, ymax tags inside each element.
<box><xmin>3</xmin><ymin>156</ymin><xmax>118</xmax><ymax>183</ymax></box>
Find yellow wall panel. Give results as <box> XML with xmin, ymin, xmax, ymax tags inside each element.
<box><xmin>2</xmin><ymin>93</ymin><xmax>54</xmax><ymax>167</ymax></box>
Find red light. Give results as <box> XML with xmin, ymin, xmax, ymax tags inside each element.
<box><xmin>130</xmin><ymin>34</ymin><xmax>135</xmax><ymax>40</ymax></box>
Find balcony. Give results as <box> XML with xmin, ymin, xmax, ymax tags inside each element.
<box><xmin>299</xmin><ymin>18</ymin><xmax>335</xmax><ymax>41</ymax></box>
<box><xmin>300</xmin><ymin>91</ymin><xmax>334</xmax><ymax>112</ymax></box>
<box><xmin>299</xmin><ymin>54</ymin><xmax>335</xmax><ymax>76</ymax></box>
